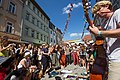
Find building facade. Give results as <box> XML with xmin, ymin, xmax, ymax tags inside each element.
<box><xmin>0</xmin><ymin>0</ymin><xmax>23</xmax><ymax>41</ymax></box>
<box><xmin>21</xmin><ymin>0</ymin><xmax>50</xmax><ymax>44</ymax></box>
<box><xmin>49</xmin><ymin>22</ymin><xmax>56</xmax><ymax>45</ymax></box>
<box><xmin>56</xmin><ymin>28</ymin><xmax>63</xmax><ymax>45</ymax></box>
<box><xmin>0</xmin><ymin>0</ymin><xmax>63</xmax><ymax>45</ymax></box>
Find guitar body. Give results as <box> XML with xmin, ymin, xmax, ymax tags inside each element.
<box><xmin>90</xmin><ymin>73</ymin><xmax>102</xmax><ymax>80</ymax></box>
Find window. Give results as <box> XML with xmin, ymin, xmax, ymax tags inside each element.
<box><xmin>43</xmin><ymin>16</ymin><xmax>45</xmax><ymax>20</ymax></box>
<box><xmin>37</xmin><ymin>32</ymin><xmax>39</xmax><ymax>39</ymax></box>
<box><xmin>46</xmin><ymin>27</ymin><xmax>48</xmax><ymax>32</ymax></box>
<box><xmin>51</xmin><ymin>38</ymin><xmax>52</xmax><ymax>42</ymax></box>
<box><xmin>46</xmin><ymin>20</ymin><xmax>49</xmax><ymax>24</ymax></box>
<box><xmin>6</xmin><ymin>22</ymin><xmax>14</xmax><ymax>33</ymax></box>
<box><xmin>41</xmin><ymin>23</ymin><xmax>43</xmax><ymax>29</ymax></box>
<box><xmin>33</xmin><ymin>6</ymin><xmax>35</xmax><ymax>12</ymax></box>
<box><xmin>31</xmin><ymin>30</ymin><xmax>34</xmax><ymax>37</ymax></box>
<box><xmin>43</xmin><ymin>26</ymin><xmax>45</xmax><ymax>31</ymax></box>
<box><xmin>0</xmin><ymin>0</ymin><xmax>2</xmax><ymax>6</ymax></box>
<box><xmin>41</xmin><ymin>14</ymin><xmax>43</xmax><ymax>18</ymax></box>
<box><xmin>37</xmin><ymin>20</ymin><xmax>39</xmax><ymax>27</ymax></box>
<box><xmin>26</xmin><ymin>12</ymin><xmax>30</xmax><ymax>21</ymax></box>
<box><xmin>44</xmin><ymin>36</ymin><xmax>46</xmax><ymax>41</ymax></box>
<box><xmin>37</xmin><ymin>10</ymin><xmax>39</xmax><ymax>16</ymax></box>
<box><xmin>28</xmin><ymin>1</ymin><xmax>30</xmax><ymax>7</ymax></box>
<box><xmin>25</xmin><ymin>28</ymin><xmax>29</xmax><ymax>36</ymax></box>
<box><xmin>51</xmin><ymin>31</ymin><xmax>52</xmax><ymax>34</ymax></box>
<box><xmin>53</xmin><ymin>33</ymin><xmax>55</xmax><ymax>36</ymax></box>
<box><xmin>32</xmin><ymin>17</ymin><xmax>35</xmax><ymax>24</ymax></box>
<box><xmin>8</xmin><ymin>2</ymin><xmax>16</xmax><ymax>14</ymax></box>
<box><xmin>41</xmin><ymin>34</ymin><xmax>43</xmax><ymax>41</ymax></box>
<box><xmin>44</xmin><ymin>18</ymin><xmax>46</xmax><ymax>22</ymax></box>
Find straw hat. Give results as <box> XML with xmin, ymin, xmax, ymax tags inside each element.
<box><xmin>92</xmin><ymin>0</ymin><xmax>112</xmax><ymax>14</ymax></box>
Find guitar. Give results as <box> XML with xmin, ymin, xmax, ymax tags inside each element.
<box><xmin>82</xmin><ymin>0</ymin><xmax>104</xmax><ymax>45</ymax></box>
<box><xmin>82</xmin><ymin>0</ymin><xmax>107</xmax><ymax>80</ymax></box>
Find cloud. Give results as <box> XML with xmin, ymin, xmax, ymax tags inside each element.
<box><xmin>73</xmin><ymin>2</ymin><xmax>83</xmax><ymax>8</ymax></box>
<box><xmin>70</xmin><ymin>33</ymin><xmax>79</xmax><ymax>37</ymax></box>
<box><xmin>70</xmin><ymin>32</ymin><xmax>90</xmax><ymax>37</ymax></box>
<box><xmin>79</xmin><ymin>32</ymin><xmax>90</xmax><ymax>36</ymax></box>
<box><xmin>63</xmin><ymin>2</ymin><xmax>83</xmax><ymax>14</ymax></box>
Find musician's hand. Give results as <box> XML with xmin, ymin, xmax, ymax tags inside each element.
<box><xmin>89</xmin><ymin>25</ymin><xmax>100</xmax><ymax>35</ymax></box>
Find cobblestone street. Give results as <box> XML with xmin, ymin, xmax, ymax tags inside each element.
<box><xmin>41</xmin><ymin>63</ymin><xmax>89</xmax><ymax>80</ymax></box>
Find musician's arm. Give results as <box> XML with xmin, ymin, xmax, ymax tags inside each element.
<box><xmin>89</xmin><ymin>23</ymin><xmax>120</xmax><ymax>38</ymax></box>
<box><xmin>100</xmin><ymin>23</ymin><xmax>120</xmax><ymax>38</ymax></box>
<box><xmin>101</xmin><ymin>29</ymin><xmax>120</xmax><ymax>37</ymax></box>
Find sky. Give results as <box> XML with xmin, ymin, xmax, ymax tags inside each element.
<box><xmin>35</xmin><ymin>0</ymin><xmax>96</xmax><ymax>41</ymax></box>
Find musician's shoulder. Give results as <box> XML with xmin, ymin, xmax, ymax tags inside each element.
<box><xmin>115</xmin><ymin>8</ymin><xmax>120</xmax><ymax>11</ymax></box>
<box><xmin>114</xmin><ymin>8</ymin><xmax>120</xmax><ymax>14</ymax></box>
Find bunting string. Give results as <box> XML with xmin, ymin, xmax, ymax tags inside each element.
<box><xmin>63</xmin><ymin>3</ymin><xmax>73</xmax><ymax>37</ymax></box>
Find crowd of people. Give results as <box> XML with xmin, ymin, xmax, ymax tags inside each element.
<box><xmin>0</xmin><ymin>36</ymin><xmax>97</xmax><ymax>80</ymax></box>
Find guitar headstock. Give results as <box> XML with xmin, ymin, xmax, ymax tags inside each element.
<box><xmin>82</xmin><ymin>0</ymin><xmax>91</xmax><ymax>12</ymax></box>
<box><xmin>82</xmin><ymin>0</ymin><xmax>92</xmax><ymax>27</ymax></box>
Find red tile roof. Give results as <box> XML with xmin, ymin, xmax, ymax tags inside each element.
<box><xmin>83</xmin><ymin>34</ymin><xmax>92</xmax><ymax>41</ymax></box>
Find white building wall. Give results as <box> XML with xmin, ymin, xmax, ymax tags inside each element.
<box><xmin>21</xmin><ymin>0</ymin><xmax>50</xmax><ymax>44</ymax></box>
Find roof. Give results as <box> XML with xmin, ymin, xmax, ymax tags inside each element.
<box><xmin>83</xmin><ymin>34</ymin><xmax>92</xmax><ymax>41</ymax></box>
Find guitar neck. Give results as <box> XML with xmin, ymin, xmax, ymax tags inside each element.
<box><xmin>85</xmin><ymin>13</ymin><xmax>93</xmax><ymax>27</ymax></box>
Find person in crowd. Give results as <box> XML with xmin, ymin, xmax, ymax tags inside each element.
<box><xmin>36</xmin><ymin>45</ymin><xmax>43</xmax><ymax>79</ymax></box>
<box><xmin>9</xmin><ymin>43</ymin><xmax>16</xmax><ymax>56</ymax></box>
<box><xmin>72</xmin><ymin>45</ymin><xmax>79</xmax><ymax>66</ymax></box>
<box><xmin>50</xmin><ymin>46</ymin><xmax>57</xmax><ymax>67</ymax></box>
<box><xmin>64</xmin><ymin>44</ymin><xmax>71</xmax><ymax>65</ymax></box>
<box><xmin>50</xmin><ymin>44</ymin><xmax>61</xmax><ymax>68</ymax></box>
<box><xmin>15</xmin><ymin>44</ymin><xmax>26</xmax><ymax>65</ymax></box>
<box><xmin>37</xmin><ymin>45</ymin><xmax>43</xmax><ymax>69</ymax></box>
<box><xmin>89</xmin><ymin>1</ymin><xmax>120</xmax><ymax>80</ymax></box>
<box><xmin>0</xmin><ymin>36</ymin><xmax>15</xmax><ymax>57</ymax></box>
<box><xmin>50</xmin><ymin>45</ymin><xmax>57</xmax><ymax>67</ymax></box>
<box><xmin>41</xmin><ymin>44</ymin><xmax>50</xmax><ymax>76</ymax></box>
<box><xmin>17</xmin><ymin>51</ymin><xmax>31</xmax><ymax>80</ymax></box>
<box><xmin>79</xmin><ymin>44</ymin><xmax>87</xmax><ymax>68</ymax></box>
<box><xmin>25</xmin><ymin>43</ymin><xmax>33</xmax><ymax>57</ymax></box>
<box><xmin>55</xmin><ymin>44</ymin><xmax>61</xmax><ymax>67</ymax></box>
<box><xmin>48</xmin><ymin>45</ymin><xmax>54</xmax><ymax>67</ymax></box>
<box><xmin>59</xmin><ymin>46</ymin><xmax>66</xmax><ymax>68</ymax></box>
<box><xmin>31</xmin><ymin>45</ymin><xmax>38</xmax><ymax>66</ymax></box>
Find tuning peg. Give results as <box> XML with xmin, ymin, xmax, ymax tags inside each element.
<box><xmin>88</xmin><ymin>2</ymin><xmax>91</xmax><ymax>6</ymax></box>
<box><xmin>86</xmin><ymin>2</ymin><xmax>91</xmax><ymax>6</ymax></box>
<box><xmin>86</xmin><ymin>2</ymin><xmax>91</xmax><ymax>9</ymax></box>
<box><xmin>85</xmin><ymin>2</ymin><xmax>89</xmax><ymax>6</ymax></box>
<box><xmin>87</xmin><ymin>6</ymin><xmax>91</xmax><ymax>9</ymax></box>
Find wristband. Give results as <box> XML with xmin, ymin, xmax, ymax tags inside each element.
<box><xmin>98</xmin><ymin>31</ymin><xmax>102</xmax><ymax>36</ymax></box>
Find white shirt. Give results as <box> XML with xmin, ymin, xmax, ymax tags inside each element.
<box><xmin>104</xmin><ymin>9</ymin><xmax>120</xmax><ymax>62</ymax></box>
